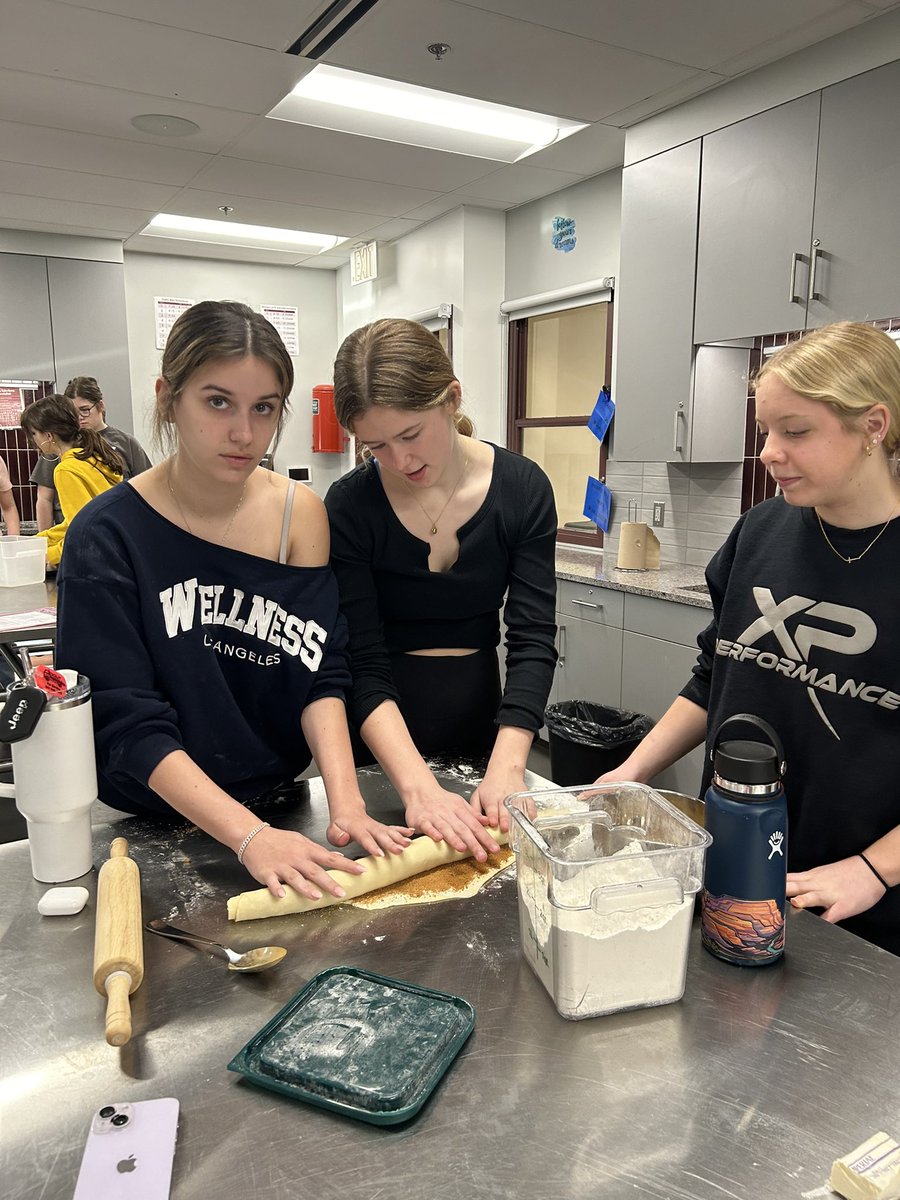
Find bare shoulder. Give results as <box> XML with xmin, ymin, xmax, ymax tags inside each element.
<box><xmin>127</xmin><ymin>462</ymin><xmax>167</xmax><ymax>504</ymax></box>
<box><xmin>280</xmin><ymin>478</ymin><xmax>329</xmax><ymax>567</ymax></box>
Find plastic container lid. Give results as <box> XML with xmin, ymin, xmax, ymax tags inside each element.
<box><xmin>227</xmin><ymin>966</ymin><xmax>475</xmax><ymax>1125</ymax></box>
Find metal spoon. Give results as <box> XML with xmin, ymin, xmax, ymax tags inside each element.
<box><xmin>145</xmin><ymin>918</ymin><xmax>287</xmax><ymax>972</ymax></box>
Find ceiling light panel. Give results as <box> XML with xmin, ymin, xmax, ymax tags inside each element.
<box><xmin>142</xmin><ymin>213</ymin><xmax>345</xmax><ymax>253</ymax></box>
<box><xmin>268</xmin><ymin>65</ymin><xmax>586</xmax><ymax>162</ymax></box>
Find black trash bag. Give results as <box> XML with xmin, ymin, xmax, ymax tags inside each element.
<box><xmin>544</xmin><ymin>701</ymin><xmax>654</xmax><ymax>787</ymax></box>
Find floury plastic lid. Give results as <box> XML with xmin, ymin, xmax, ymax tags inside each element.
<box><xmin>227</xmin><ymin>967</ymin><xmax>475</xmax><ymax>1124</ymax></box>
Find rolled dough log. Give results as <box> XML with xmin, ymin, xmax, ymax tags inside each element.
<box><xmin>227</xmin><ymin>828</ymin><xmax>509</xmax><ymax>922</ymax></box>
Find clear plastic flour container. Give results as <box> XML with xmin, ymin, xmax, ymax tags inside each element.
<box><xmin>505</xmin><ymin>783</ymin><xmax>711</xmax><ymax>1020</ymax></box>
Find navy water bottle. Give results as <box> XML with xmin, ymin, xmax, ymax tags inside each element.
<box><xmin>701</xmin><ymin>714</ymin><xmax>788</xmax><ymax>966</ymax></box>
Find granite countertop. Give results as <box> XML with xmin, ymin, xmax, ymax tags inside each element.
<box><xmin>555</xmin><ymin>546</ymin><xmax>713</xmax><ymax>609</ymax></box>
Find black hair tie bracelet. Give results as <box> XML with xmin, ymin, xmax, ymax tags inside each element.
<box><xmin>859</xmin><ymin>851</ymin><xmax>890</xmax><ymax>891</ymax></box>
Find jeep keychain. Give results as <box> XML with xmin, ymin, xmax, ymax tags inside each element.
<box><xmin>0</xmin><ymin>682</ymin><xmax>48</xmax><ymax>743</ymax></box>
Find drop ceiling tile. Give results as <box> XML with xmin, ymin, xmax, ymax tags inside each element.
<box><xmin>0</xmin><ymin>191</ymin><xmax>151</xmax><ymax>234</ymax></box>
<box><xmin>2</xmin><ymin>0</ymin><xmax>306</xmax><ymax>114</ymax></box>
<box><xmin>190</xmin><ymin>158</ymin><xmax>441</xmax><ymax>216</ymax></box>
<box><xmin>602</xmin><ymin>70</ymin><xmax>727</xmax><ymax>127</ymax></box>
<box><xmin>0</xmin><ymin>215</ymin><xmax>129</xmax><ymax>240</ymax></box>
<box><xmin>325</xmin><ymin>0</ymin><xmax>698</xmax><ymax>122</ymax></box>
<box><xmin>0</xmin><ymin>69</ymin><xmax>258</xmax><ymax>152</ymax></box>
<box><xmin>226</xmin><ymin>118</ymin><xmax>503</xmax><ymax>192</ymax></box>
<box><xmin>169</xmin><ymin>189</ymin><xmax>388</xmax><ymax>238</ymax></box>
<box><xmin>453</xmin><ymin>0</ymin><xmax>876</xmax><ymax>70</ymax></box>
<box><xmin>710</xmin><ymin>6</ymin><xmax>880</xmax><ymax>76</ymax></box>
<box><xmin>455</xmin><ymin>163</ymin><xmax>585</xmax><ymax>204</ymax></box>
<box><xmin>526</xmin><ymin>122</ymin><xmax>627</xmax><ymax>174</ymax></box>
<box><xmin>0</xmin><ymin>162</ymin><xmax>180</xmax><ymax>211</ymax></box>
<box><xmin>401</xmin><ymin>194</ymin><xmax>509</xmax><ymax>222</ymax></box>
<box><xmin>0</xmin><ymin>120</ymin><xmax>212</xmax><ymax>184</ymax></box>
<box><xmin>351</xmin><ymin>216</ymin><xmax>424</xmax><ymax>243</ymax></box>
<box><xmin>56</xmin><ymin>0</ymin><xmax>321</xmax><ymax>50</ymax></box>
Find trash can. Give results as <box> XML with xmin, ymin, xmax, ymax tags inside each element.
<box><xmin>544</xmin><ymin>701</ymin><xmax>654</xmax><ymax>787</ymax></box>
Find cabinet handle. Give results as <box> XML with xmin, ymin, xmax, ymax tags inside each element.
<box><xmin>673</xmin><ymin>404</ymin><xmax>684</xmax><ymax>453</ymax></box>
<box><xmin>788</xmin><ymin>251</ymin><xmax>804</xmax><ymax>304</ymax></box>
<box><xmin>557</xmin><ymin>623</ymin><xmax>566</xmax><ymax>666</ymax></box>
<box><xmin>808</xmin><ymin>245</ymin><xmax>824</xmax><ymax>302</ymax></box>
<box><xmin>571</xmin><ymin>599</ymin><xmax>600</xmax><ymax>610</ymax></box>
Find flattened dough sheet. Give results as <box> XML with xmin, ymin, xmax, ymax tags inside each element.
<box><xmin>227</xmin><ymin>829</ymin><xmax>508</xmax><ymax>922</ymax></box>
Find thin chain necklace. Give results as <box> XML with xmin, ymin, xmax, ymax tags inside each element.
<box><xmin>815</xmin><ymin>494</ymin><xmax>900</xmax><ymax>564</ymax></box>
<box><xmin>402</xmin><ymin>455</ymin><xmax>469</xmax><ymax>536</ymax></box>
<box><xmin>168</xmin><ymin>462</ymin><xmax>246</xmax><ymax>543</ymax></box>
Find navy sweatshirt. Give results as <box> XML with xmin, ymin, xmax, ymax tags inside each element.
<box><xmin>56</xmin><ymin>485</ymin><xmax>351</xmax><ymax>815</ymax></box>
<box><xmin>681</xmin><ymin>496</ymin><xmax>900</xmax><ymax>954</ymax></box>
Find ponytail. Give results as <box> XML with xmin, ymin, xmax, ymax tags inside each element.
<box><xmin>76</xmin><ymin>429</ymin><xmax>124</xmax><ymax>477</ymax></box>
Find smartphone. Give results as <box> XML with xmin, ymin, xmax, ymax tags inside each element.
<box><xmin>72</xmin><ymin>1098</ymin><xmax>179</xmax><ymax>1200</ymax></box>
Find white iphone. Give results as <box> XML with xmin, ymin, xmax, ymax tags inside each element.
<box><xmin>72</xmin><ymin>1098</ymin><xmax>179</xmax><ymax>1200</ymax></box>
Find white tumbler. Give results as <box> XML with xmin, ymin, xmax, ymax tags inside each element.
<box><xmin>13</xmin><ymin>675</ymin><xmax>97</xmax><ymax>883</ymax></box>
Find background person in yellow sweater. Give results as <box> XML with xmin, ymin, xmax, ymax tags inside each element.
<box><xmin>21</xmin><ymin>395</ymin><xmax>122</xmax><ymax>568</ymax></box>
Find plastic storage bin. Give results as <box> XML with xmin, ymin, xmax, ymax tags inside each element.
<box><xmin>506</xmin><ymin>783</ymin><xmax>711</xmax><ymax>1019</ymax></box>
<box><xmin>0</xmin><ymin>537</ymin><xmax>46</xmax><ymax>587</ymax></box>
<box><xmin>544</xmin><ymin>702</ymin><xmax>653</xmax><ymax>786</ymax></box>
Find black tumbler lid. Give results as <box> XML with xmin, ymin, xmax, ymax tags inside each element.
<box><xmin>713</xmin><ymin>738</ymin><xmax>781</xmax><ymax>786</ymax></box>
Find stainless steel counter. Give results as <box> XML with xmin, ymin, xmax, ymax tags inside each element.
<box><xmin>4</xmin><ymin>765</ymin><xmax>899</xmax><ymax>1200</ymax></box>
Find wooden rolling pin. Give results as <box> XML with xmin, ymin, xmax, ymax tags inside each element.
<box><xmin>93</xmin><ymin>837</ymin><xmax>144</xmax><ymax>1047</ymax></box>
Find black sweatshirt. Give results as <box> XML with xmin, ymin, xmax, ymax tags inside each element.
<box><xmin>56</xmin><ymin>485</ymin><xmax>351</xmax><ymax>815</ymax></box>
<box><xmin>681</xmin><ymin>496</ymin><xmax>900</xmax><ymax>954</ymax></box>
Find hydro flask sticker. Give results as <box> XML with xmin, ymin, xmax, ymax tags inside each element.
<box><xmin>701</xmin><ymin>893</ymin><xmax>785</xmax><ymax>962</ymax></box>
<box><xmin>767</xmin><ymin>831</ymin><xmax>785</xmax><ymax>859</ymax></box>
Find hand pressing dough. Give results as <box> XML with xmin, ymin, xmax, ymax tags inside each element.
<box><xmin>227</xmin><ymin>829</ymin><xmax>508</xmax><ymax>922</ymax></box>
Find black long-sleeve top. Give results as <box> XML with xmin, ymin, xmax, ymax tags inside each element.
<box><xmin>324</xmin><ymin>444</ymin><xmax>558</xmax><ymax>734</ymax></box>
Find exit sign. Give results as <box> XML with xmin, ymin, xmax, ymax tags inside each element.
<box><xmin>350</xmin><ymin>241</ymin><xmax>378</xmax><ymax>286</ymax></box>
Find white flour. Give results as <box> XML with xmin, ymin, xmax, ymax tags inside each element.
<box><xmin>518</xmin><ymin>840</ymin><xmax>694</xmax><ymax>1019</ymax></box>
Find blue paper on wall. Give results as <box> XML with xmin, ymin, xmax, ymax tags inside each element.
<box><xmin>588</xmin><ymin>386</ymin><xmax>614</xmax><ymax>443</ymax></box>
<box><xmin>583</xmin><ymin>476</ymin><xmax>612</xmax><ymax>532</ymax></box>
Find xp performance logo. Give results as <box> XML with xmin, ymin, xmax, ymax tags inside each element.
<box><xmin>715</xmin><ymin>588</ymin><xmax>899</xmax><ymax>739</ymax></box>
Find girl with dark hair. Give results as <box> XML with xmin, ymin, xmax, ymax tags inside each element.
<box><xmin>56</xmin><ymin>300</ymin><xmax>411</xmax><ymax>899</ymax></box>
<box><xmin>21</xmin><ymin>394</ymin><xmax>123</xmax><ymax>567</ymax></box>
<box><xmin>326</xmin><ymin>318</ymin><xmax>558</xmax><ymax>862</ymax></box>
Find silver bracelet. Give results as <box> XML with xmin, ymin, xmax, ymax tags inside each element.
<box><xmin>237</xmin><ymin>821</ymin><xmax>270</xmax><ymax>864</ymax></box>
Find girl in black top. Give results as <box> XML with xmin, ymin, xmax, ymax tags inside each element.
<box><xmin>597</xmin><ymin>322</ymin><xmax>900</xmax><ymax>953</ymax></box>
<box><xmin>325</xmin><ymin>318</ymin><xmax>558</xmax><ymax>860</ymax></box>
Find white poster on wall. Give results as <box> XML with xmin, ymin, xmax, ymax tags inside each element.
<box><xmin>154</xmin><ymin>297</ymin><xmax>195</xmax><ymax>350</ymax></box>
<box><xmin>260</xmin><ymin>305</ymin><xmax>299</xmax><ymax>356</ymax></box>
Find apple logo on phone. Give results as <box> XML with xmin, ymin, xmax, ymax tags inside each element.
<box><xmin>116</xmin><ymin>1156</ymin><xmax>137</xmax><ymax>1174</ymax></box>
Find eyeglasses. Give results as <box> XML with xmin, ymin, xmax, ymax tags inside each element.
<box><xmin>76</xmin><ymin>404</ymin><xmax>95</xmax><ymax>416</ymax></box>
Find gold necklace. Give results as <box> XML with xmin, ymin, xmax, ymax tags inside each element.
<box><xmin>403</xmin><ymin>455</ymin><xmax>469</xmax><ymax>536</ymax></box>
<box><xmin>815</xmin><ymin>495</ymin><xmax>900</xmax><ymax>564</ymax></box>
<box><xmin>168</xmin><ymin>462</ymin><xmax>246</xmax><ymax>543</ymax></box>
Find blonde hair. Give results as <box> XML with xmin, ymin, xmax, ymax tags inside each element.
<box><xmin>153</xmin><ymin>300</ymin><xmax>293</xmax><ymax>451</ymax></box>
<box><xmin>754</xmin><ymin>322</ymin><xmax>900</xmax><ymax>456</ymax></box>
<box><xmin>333</xmin><ymin>318</ymin><xmax>474</xmax><ymax>439</ymax></box>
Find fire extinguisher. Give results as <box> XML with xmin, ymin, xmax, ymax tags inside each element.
<box><xmin>311</xmin><ymin>384</ymin><xmax>347</xmax><ymax>453</ymax></box>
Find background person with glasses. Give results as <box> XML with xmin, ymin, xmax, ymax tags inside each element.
<box><xmin>29</xmin><ymin>378</ymin><xmax>151</xmax><ymax>530</ymax></box>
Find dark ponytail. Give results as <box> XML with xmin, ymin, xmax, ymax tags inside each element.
<box><xmin>21</xmin><ymin>395</ymin><xmax>123</xmax><ymax>477</ymax></box>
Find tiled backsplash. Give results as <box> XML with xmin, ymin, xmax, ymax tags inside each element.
<box><xmin>603</xmin><ymin>459</ymin><xmax>743</xmax><ymax>569</ymax></box>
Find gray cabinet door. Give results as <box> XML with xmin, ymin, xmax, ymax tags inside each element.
<box><xmin>807</xmin><ymin>59</ymin><xmax>900</xmax><ymax>328</ymax></box>
<box><xmin>613</xmin><ymin>140</ymin><xmax>700</xmax><ymax>463</ymax></box>
<box><xmin>620</xmin><ymin>630</ymin><xmax>705</xmax><ymax>796</ymax></box>
<box><xmin>555</xmin><ymin>615</ymin><xmax>623</xmax><ymax>712</ymax></box>
<box><xmin>694</xmin><ymin>93</ymin><xmax>820</xmax><ymax>343</ymax></box>
<box><xmin>47</xmin><ymin>259</ymin><xmax>133</xmax><ymax>429</ymax></box>
<box><xmin>0</xmin><ymin>253</ymin><xmax>54</xmax><ymax>382</ymax></box>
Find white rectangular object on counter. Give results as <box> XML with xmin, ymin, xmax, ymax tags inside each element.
<box><xmin>0</xmin><ymin>536</ymin><xmax>46</xmax><ymax>586</ymax></box>
<box><xmin>506</xmin><ymin>783</ymin><xmax>710</xmax><ymax>1020</ymax></box>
